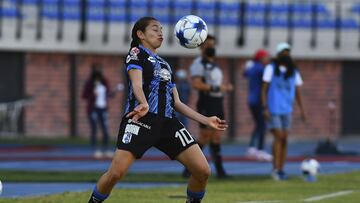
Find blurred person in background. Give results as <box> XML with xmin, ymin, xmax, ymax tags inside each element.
<box><xmin>175</xmin><ymin>68</ymin><xmax>191</xmax><ymax>128</ymax></box>
<box><xmin>182</xmin><ymin>34</ymin><xmax>233</xmax><ymax>179</ymax></box>
<box><xmin>244</xmin><ymin>49</ymin><xmax>272</xmax><ymax>162</ymax></box>
<box><xmin>82</xmin><ymin>64</ymin><xmax>113</xmax><ymax>159</ymax></box>
<box><xmin>262</xmin><ymin>42</ymin><xmax>306</xmax><ymax>180</ymax></box>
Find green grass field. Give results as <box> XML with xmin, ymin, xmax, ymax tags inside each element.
<box><xmin>0</xmin><ymin>171</ymin><xmax>359</xmax><ymax>203</ymax></box>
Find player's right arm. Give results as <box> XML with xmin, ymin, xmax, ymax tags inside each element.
<box><xmin>125</xmin><ymin>47</ymin><xmax>149</xmax><ymax>121</ymax></box>
<box><xmin>126</xmin><ymin>69</ymin><xmax>149</xmax><ymax>121</ymax></box>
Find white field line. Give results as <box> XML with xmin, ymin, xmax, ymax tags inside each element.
<box><xmin>237</xmin><ymin>190</ymin><xmax>355</xmax><ymax>203</ymax></box>
<box><xmin>303</xmin><ymin>190</ymin><xmax>354</xmax><ymax>202</ymax></box>
<box><xmin>237</xmin><ymin>201</ymin><xmax>284</xmax><ymax>203</ymax></box>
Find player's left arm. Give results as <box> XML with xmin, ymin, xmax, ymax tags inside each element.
<box><xmin>172</xmin><ymin>87</ymin><xmax>227</xmax><ymax>131</ymax></box>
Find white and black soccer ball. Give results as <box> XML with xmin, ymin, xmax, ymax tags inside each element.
<box><xmin>174</xmin><ymin>15</ymin><xmax>208</xmax><ymax>49</ymax></box>
<box><xmin>301</xmin><ymin>158</ymin><xmax>320</xmax><ymax>182</ymax></box>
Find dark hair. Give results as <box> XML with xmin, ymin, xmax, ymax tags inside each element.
<box><xmin>130</xmin><ymin>17</ymin><xmax>158</xmax><ymax>48</ymax></box>
<box><xmin>273</xmin><ymin>55</ymin><xmax>296</xmax><ymax>80</ymax></box>
<box><xmin>205</xmin><ymin>34</ymin><xmax>216</xmax><ymax>42</ymax></box>
<box><xmin>90</xmin><ymin>64</ymin><xmax>105</xmax><ymax>84</ymax></box>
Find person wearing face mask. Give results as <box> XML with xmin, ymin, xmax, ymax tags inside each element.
<box><xmin>182</xmin><ymin>35</ymin><xmax>233</xmax><ymax>179</ymax></box>
<box><xmin>261</xmin><ymin>42</ymin><xmax>306</xmax><ymax>181</ymax></box>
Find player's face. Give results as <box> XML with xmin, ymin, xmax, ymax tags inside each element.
<box><xmin>139</xmin><ymin>20</ymin><xmax>163</xmax><ymax>51</ymax></box>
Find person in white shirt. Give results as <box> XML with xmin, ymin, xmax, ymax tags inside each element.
<box><xmin>82</xmin><ymin>65</ymin><xmax>113</xmax><ymax>158</ymax></box>
<box><xmin>261</xmin><ymin>43</ymin><xmax>306</xmax><ymax>180</ymax></box>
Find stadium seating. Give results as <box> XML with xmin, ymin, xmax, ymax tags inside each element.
<box><xmin>0</xmin><ymin>0</ymin><xmax>358</xmax><ymax>29</ymax></box>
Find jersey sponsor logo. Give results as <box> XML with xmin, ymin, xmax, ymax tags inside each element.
<box><xmin>125</xmin><ymin>124</ymin><xmax>140</xmax><ymax>135</ymax></box>
<box><xmin>122</xmin><ymin>124</ymin><xmax>140</xmax><ymax>144</ymax></box>
<box><xmin>126</xmin><ymin>47</ymin><xmax>140</xmax><ymax>63</ymax></box>
<box><xmin>128</xmin><ymin>119</ymin><xmax>151</xmax><ymax>130</ymax></box>
<box><xmin>154</xmin><ymin>69</ymin><xmax>171</xmax><ymax>81</ymax></box>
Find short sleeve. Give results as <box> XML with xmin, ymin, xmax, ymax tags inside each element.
<box><xmin>295</xmin><ymin>71</ymin><xmax>303</xmax><ymax>86</ymax></box>
<box><xmin>190</xmin><ymin>58</ymin><xmax>204</xmax><ymax>77</ymax></box>
<box><xmin>125</xmin><ymin>47</ymin><xmax>143</xmax><ymax>72</ymax></box>
<box><xmin>262</xmin><ymin>64</ymin><xmax>274</xmax><ymax>82</ymax></box>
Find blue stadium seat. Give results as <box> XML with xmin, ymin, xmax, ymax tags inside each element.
<box><xmin>63</xmin><ymin>0</ymin><xmax>80</xmax><ymax>20</ymax></box>
<box><xmin>153</xmin><ymin>0</ymin><xmax>169</xmax><ymax>9</ymax></box>
<box><xmin>247</xmin><ymin>3</ymin><xmax>266</xmax><ymax>13</ymax></box>
<box><xmin>351</xmin><ymin>3</ymin><xmax>360</xmax><ymax>13</ymax></box>
<box><xmin>130</xmin><ymin>0</ymin><xmax>147</xmax><ymax>8</ymax></box>
<box><xmin>293</xmin><ymin>4</ymin><xmax>311</xmax><ymax>13</ymax></box>
<box><xmin>341</xmin><ymin>18</ymin><xmax>358</xmax><ymax>29</ymax></box>
<box><xmin>42</xmin><ymin>0</ymin><xmax>58</xmax><ymax>20</ymax></box>
<box><xmin>270</xmin><ymin>4</ymin><xmax>288</xmax><ymax>13</ymax></box>
<box><xmin>108</xmin><ymin>0</ymin><xmax>126</xmax><ymax>22</ymax></box>
<box><xmin>318</xmin><ymin>19</ymin><xmax>335</xmax><ymax>28</ymax></box>
<box><xmin>89</xmin><ymin>0</ymin><xmax>104</xmax><ymax>7</ymax></box>
<box><xmin>1</xmin><ymin>7</ymin><xmax>20</xmax><ymax>18</ymax></box>
<box><xmin>220</xmin><ymin>2</ymin><xmax>239</xmax><ymax>12</ymax></box>
<box><xmin>293</xmin><ymin>18</ymin><xmax>311</xmax><ymax>28</ymax></box>
<box><xmin>196</xmin><ymin>1</ymin><xmax>215</xmax><ymax>10</ymax></box>
<box><xmin>174</xmin><ymin>0</ymin><xmax>192</xmax><ymax>9</ymax></box>
<box><xmin>271</xmin><ymin>17</ymin><xmax>287</xmax><ymax>27</ymax></box>
<box><xmin>246</xmin><ymin>16</ymin><xmax>264</xmax><ymax>27</ymax></box>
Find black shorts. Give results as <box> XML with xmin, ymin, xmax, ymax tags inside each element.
<box><xmin>197</xmin><ymin>97</ymin><xmax>224</xmax><ymax>129</ymax></box>
<box><xmin>116</xmin><ymin>113</ymin><xmax>197</xmax><ymax>160</ymax></box>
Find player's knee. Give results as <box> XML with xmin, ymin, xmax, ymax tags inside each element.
<box><xmin>193</xmin><ymin>165</ymin><xmax>211</xmax><ymax>183</ymax></box>
<box><xmin>107</xmin><ymin>169</ymin><xmax>125</xmax><ymax>182</ymax></box>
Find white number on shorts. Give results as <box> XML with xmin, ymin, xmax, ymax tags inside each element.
<box><xmin>175</xmin><ymin>128</ymin><xmax>194</xmax><ymax>147</ymax></box>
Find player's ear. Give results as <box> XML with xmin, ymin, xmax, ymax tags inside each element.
<box><xmin>137</xmin><ymin>30</ymin><xmax>145</xmax><ymax>40</ymax></box>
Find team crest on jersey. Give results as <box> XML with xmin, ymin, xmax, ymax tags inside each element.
<box><xmin>126</xmin><ymin>47</ymin><xmax>140</xmax><ymax>63</ymax></box>
<box><xmin>155</xmin><ymin>69</ymin><xmax>171</xmax><ymax>81</ymax></box>
<box><xmin>122</xmin><ymin>132</ymin><xmax>132</xmax><ymax>144</ymax></box>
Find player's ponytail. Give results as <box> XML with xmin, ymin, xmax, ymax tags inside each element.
<box><xmin>130</xmin><ymin>17</ymin><xmax>157</xmax><ymax>49</ymax></box>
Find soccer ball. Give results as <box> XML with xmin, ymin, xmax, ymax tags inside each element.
<box><xmin>301</xmin><ymin>158</ymin><xmax>320</xmax><ymax>182</ymax></box>
<box><xmin>174</xmin><ymin>15</ymin><xmax>208</xmax><ymax>49</ymax></box>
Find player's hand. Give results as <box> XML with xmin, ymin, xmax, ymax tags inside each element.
<box><xmin>126</xmin><ymin>103</ymin><xmax>149</xmax><ymax>121</ymax></box>
<box><xmin>206</xmin><ymin>116</ymin><xmax>228</xmax><ymax>131</ymax></box>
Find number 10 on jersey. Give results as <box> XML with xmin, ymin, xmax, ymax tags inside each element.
<box><xmin>175</xmin><ymin>128</ymin><xmax>194</xmax><ymax>147</ymax></box>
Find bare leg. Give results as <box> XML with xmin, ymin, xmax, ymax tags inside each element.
<box><xmin>279</xmin><ymin>130</ymin><xmax>288</xmax><ymax>170</ymax></box>
<box><xmin>271</xmin><ymin>129</ymin><xmax>283</xmax><ymax>171</ymax></box>
<box><xmin>177</xmin><ymin>144</ymin><xmax>211</xmax><ymax>192</ymax></box>
<box><xmin>96</xmin><ymin>149</ymin><xmax>135</xmax><ymax>194</ymax></box>
<box><xmin>182</xmin><ymin>128</ymin><xmax>210</xmax><ymax>178</ymax></box>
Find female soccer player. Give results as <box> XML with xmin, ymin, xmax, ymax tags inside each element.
<box><xmin>88</xmin><ymin>17</ymin><xmax>227</xmax><ymax>203</ymax></box>
<box><xmin>261</xmin><ymin>43</ymin><xmax>306</xmax><ymax>180</ymax></box>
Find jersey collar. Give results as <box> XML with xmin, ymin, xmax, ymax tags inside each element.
<box><xmin>139</xmin><ymin>45</ymin><xmax>157</xmax><ymax>58</ymax></box>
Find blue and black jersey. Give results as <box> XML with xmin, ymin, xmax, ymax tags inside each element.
<box><xmin>124</xmin><ymin>45</ymin><xmax>176</xmax><ymax>118</ymax></box>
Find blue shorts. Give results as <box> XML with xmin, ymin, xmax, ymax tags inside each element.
<box><xmin>268</xmin><ymin>114</ymin><xmax>292</xmax><ymax>130</ymax></box>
